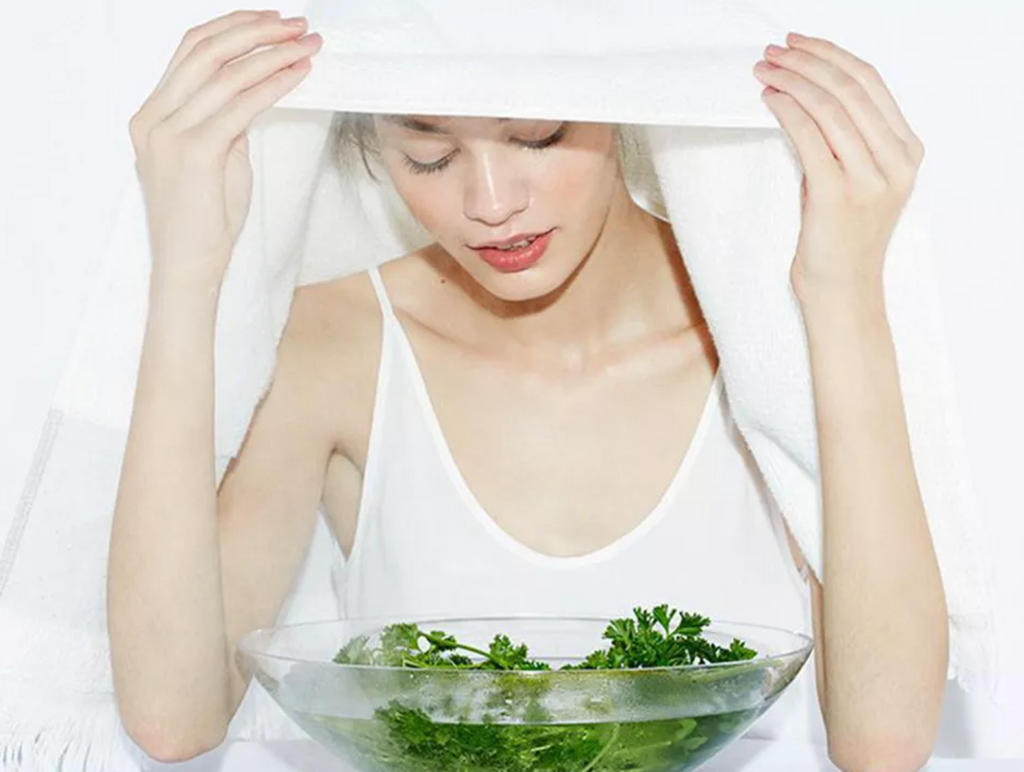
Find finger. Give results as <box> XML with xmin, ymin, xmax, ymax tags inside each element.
<box><xmin>156</xmin><ymin>9</ymin><xmax>279</xmax><ymax>90</ymax></box>
<box><xmin>168</xmin><ymin>33</ymin><xmax>322</xmax><ymax>131</ymax></box>
<box><xmin>785</xmin><ymin>33</ymin><xmax>919</xmax><ymax>148</ymax></box>
<box><xmin>146</xmin><ymin>16</ymin><xmax>309</xmax><ymax>126</ymax></box>
<box><xmin>755</xmin><ymin>62</ymin><xmax>884</xmax><ymax>185</ymax></box>
<box><xmin>764</xmin><ymin>44</ymin><xmax>911</xmax><ymax>185</ymax></box>
<box><xmin>200</xmin><ymin>56</ymin><xmax>313</xmax><ymax>144</ymax></box>
<box><xmin>761</xmin><ymin>87</ymin><xmax>843</xmax><ymax>193</ymax></box>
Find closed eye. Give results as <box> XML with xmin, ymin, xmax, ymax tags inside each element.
<box><xmin>401</xmin><ymin>122</ymin><xmax>569</xmax><ymax>175</ymax></box>
<box><xmin>401</xmin><ymin>152</ymin><xmax>454</xmax><ymax>175</ymax></box>
<box><xmin>516</xmin><ymin>122</ymin><xmax>568</xmax><ymax>150</ymax></box>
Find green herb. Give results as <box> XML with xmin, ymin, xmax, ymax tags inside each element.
<box><xmin>334</xmin><ymin>622</ymin><xmax>552</xmax><ymax>670</ymax></box>
<box><xmin>563</xmin><ymin>604</ymin><xmax>757</xmax><ymax>669</ymax></box>
<box><xmin>308</xmin><ymin>605</ymin><xmax>764</xmax><ymax>772</ymax></box>
<box><xmin>334</xmin><ymin>604</ymin><xmax>756</xmax><ymax>671</ymax></box>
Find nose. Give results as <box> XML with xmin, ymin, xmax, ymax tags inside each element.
<box><xmin>462</xmin><ymin>148</ymin><xmax>529</xmax><ymax>226</ymax></box>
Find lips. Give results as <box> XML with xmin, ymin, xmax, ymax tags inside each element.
<box><xmin>472</xmin><ymin>229</ymin><xmax>555</xmax><ymax>273</ymax></box>
<box><xmin>470</xmin><ymin>230</ymin><xmax>550</xmax><ymax>251</ymax></box>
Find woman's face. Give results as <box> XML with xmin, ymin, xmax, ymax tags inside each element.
<box><xmin>372</xmin><ymin>115</ymin><xmax>623</xmax><ymax>302</ymax></box>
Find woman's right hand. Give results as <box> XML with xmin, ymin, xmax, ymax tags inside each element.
<box><xmin>129</xmin><ymin>10</ymin><xmax>322</xmax><ymax>291</ymax></box>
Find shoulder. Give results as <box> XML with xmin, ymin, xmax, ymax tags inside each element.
<box><xmin>287</xmin><ymin>268</ymin><xmax>380</xmax><ymax>352</ymax></box>
<box><xmin>287</xmin><ymin>248</ymin><xmax>440</xmax><ymax>335</ymax></box>
<box><xmin>273</xmin><ymin>251</ymin><xmax>439</xmax><ymax>456</ymax></box>
<box><xmin>266</xmin><ymin>268</ymin><xmax>382</xmax><ymax>460</ymax></box>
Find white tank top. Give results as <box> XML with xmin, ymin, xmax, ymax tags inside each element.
<box><xmin>328</xmin><ymin>266</ymin><xmax>827</xmax><ymax>744</ymax></box>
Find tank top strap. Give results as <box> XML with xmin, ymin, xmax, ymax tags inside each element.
<box><xmin>336</xmin><ymin>266</ymin><xmax>399</xmax><ymax>575</ymax></box>
<box><xmin>364</xmin><ymin>264</ymin><xmax>400</xmax><ymax>386</ymax></box>
<box><xmin>367</xmin><ymin>265</ymin><xmax>397</xmax><ymax>321</ymax></box>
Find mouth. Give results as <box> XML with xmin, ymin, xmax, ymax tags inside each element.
<box><xmin>469</xmin><ymin>230</ymin><xmax>552</xmax><ymax>251</ymax></box>
<box><xmin>470</xmin><ymin>229</ymin><xmax>555</xmax><ymax>273</ymax></box>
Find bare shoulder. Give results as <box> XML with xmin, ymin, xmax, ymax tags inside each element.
<box><xmin>287</xmin><ymin>268</ymin><xmax>381</xmax><ymax>350</ymax></box>
<box><xmin>273</xmin><ymin>250</ymin><xmax>469</xmax><ymax>460</ymax></box>
<box><xmin>288</xmin><ymin>250</ymin><xmax>440</xmax><ymax>336</ymax></box>
<box><xmin>275</xmin><ymin>268</ymin><xmax>385</xmax><ymax>460</ymax></box>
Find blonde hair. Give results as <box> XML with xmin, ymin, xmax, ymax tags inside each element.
<box><xmin>329</xmin><ymin>112</ymin><xmax>383</xmax><ymax>180</ymax></box>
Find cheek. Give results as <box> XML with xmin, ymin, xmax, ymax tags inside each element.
<box><xmin>538</xmin><ymin>133</ymin><xmax>620</xmax><ymax>220</ymax></box>
<box><xmin>388</xmin><ymin>171</ymin><xmax>462</xmax><ymax>238</ymax></box>
<box><xmin>546</xmin><ymin>154</ymin><xmax>616</xmax><ymax>210</ymax></box>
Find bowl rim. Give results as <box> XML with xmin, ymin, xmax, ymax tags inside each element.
<box><xmin>236</xmin><ymin>613</ymin><xmax>815</xmax><ymax>674</ymax></box>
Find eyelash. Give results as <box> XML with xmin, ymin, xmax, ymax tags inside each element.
<box><xmin>401</xmin><ymin>123</ymin><xmax>568</xmax><ymax>176</ymax></box>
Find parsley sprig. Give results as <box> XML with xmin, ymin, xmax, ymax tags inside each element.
<box><xmin>567</xmin><ymin>605</ymin><xmax>757</xmax><ymax>669</ymax></box>
<box><xmin>335</xmin><ymin>622</ymin><xmax>553</xmax><ymax>670</ymax></box>
<box><xmin>333</xmin><ymin>604</ymin><xmax>757</xmax><ymax>671</ymax></box>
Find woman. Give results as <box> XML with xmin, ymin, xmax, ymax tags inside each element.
<box><xmin>108</xmin><ymin>8</ymin><xmax>949</xmax><ymax>771</ymax></box>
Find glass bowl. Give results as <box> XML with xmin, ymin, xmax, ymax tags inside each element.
<box><xmin>237</xmin><ymin>614</ymin><xmax>813</xmax><ymax>772</ymax></box>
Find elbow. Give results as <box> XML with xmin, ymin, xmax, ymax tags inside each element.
<box><xmin>123</xmin><ymin>716</ymin><xmax>229</xmax><ymax>764</ymax></box>
<box><xmin>111</xmin><ymin>658</ymin><xmax>238</xmax><ymax>762</ymax></box>
<box><xmin>827</xmin><ymin>734</ymin><xmax>934</xmax><ymax>772</ymax></box>
<box><xmin>824</xmin><ymin>689</ymin><xmax>942</xmax><ymax>772</ymax></box>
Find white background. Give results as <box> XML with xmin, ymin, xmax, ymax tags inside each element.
<box><xmin>2</xmin><ymin>0</ymin><xmax>1021</xmax><ymax>761</ymax></box>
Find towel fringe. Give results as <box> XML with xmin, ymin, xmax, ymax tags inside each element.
<box><xmin>0</xmin><ymin>684</ymin><xmax>311</xmax><ymax>771</ymax></box>
<box><xmin>1</xmin><ymin>701</ymin><xmax>145</xmax><ymax>772</ymax></box>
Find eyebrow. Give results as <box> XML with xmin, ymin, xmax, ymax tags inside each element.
<box><xmin>381</xmin><ymin>115</ymin><xmax>512</xmax><ymax>135</ymax></box>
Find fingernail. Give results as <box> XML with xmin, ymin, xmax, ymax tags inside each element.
<box><xmin>282</xmin><ymin>16</ymin><xmax>307</xmax><ymax>26</ymax></box>
<box><xmin>787</xmin><ymin>31</ymin><xmax>804</xmax><ymax>43</ymax></box>
<box><xmin>765</xmin><ymin>44</ymin><xmax>786</xmax><ymax>57</ymax></box>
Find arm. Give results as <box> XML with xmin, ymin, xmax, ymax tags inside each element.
<box><xmin>108</xmin><ymin>284</ymin><xmax>336</xmax><ymax>762</ymax></box>
<box><xmin>108</xmin><ymin>11</ymin><xmax>325</xmax><ymax>761</ymax></box>
<box><xmin>798</xmin><ymin>285</ymin><xmax>948</xmax><ymax>772</ymax></box>
<box><xmin>108</xmin><ymin>284</ymin><xmax>229</xmax><ymax>758</ymax></box>
<box><xmin>754</xmin><ymin>31</ymin><xmax>948</xmax><ymax>771</ymax></box>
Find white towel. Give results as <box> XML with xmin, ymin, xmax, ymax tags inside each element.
<box><xmin>0</xmin><ymin>0</ymin><xmax>997</xmax><ymax>769</ymax></box>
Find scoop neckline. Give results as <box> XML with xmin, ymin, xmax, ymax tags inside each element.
<box><xmin>388</xmin><ymin>308</ymin><xmax>724</xmax><ymax>571</ymax></box>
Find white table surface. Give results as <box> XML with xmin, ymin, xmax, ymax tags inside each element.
<box><xmin>154</xmin><ymin>738</ymin><xmax>1024</xmax><ymax>771</ymax></box>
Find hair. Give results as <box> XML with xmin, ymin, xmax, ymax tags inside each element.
<box><xmin>329</xmin><ymin>112</ymin><xmax>384</xmax><ymax>181</ymax></box>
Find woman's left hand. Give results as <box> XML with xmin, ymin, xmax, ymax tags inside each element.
<box><xmin>754</xmin><ymin>32</ymin><xmax>926</xmax><ymax>301</ymax></box>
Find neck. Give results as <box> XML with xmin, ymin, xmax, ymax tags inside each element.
<box><xmin>454</xmin><ymin>181</ymin><xmax>703</xmax><ymax>363</ymax></box>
